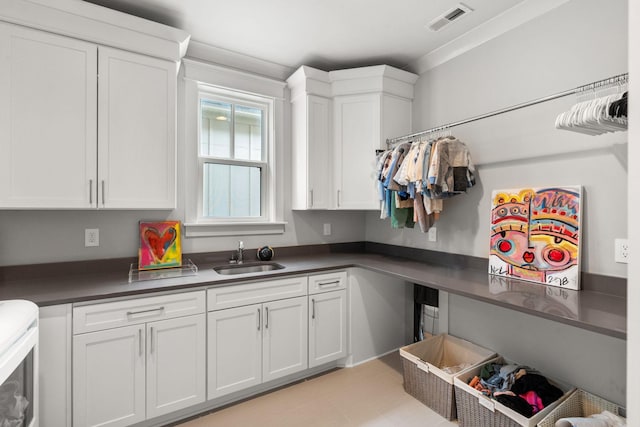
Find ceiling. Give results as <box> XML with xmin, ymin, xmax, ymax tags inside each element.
<box><xmin>82</xmin><ymin>0</ymin><xmax>537</xmax><ymax>72</ymax></box>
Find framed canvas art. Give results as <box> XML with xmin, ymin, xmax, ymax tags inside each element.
<box><xmin>139</xmin><ymin>221</ymin><xmax>182</xmax><ymax>270</ymax></box>
<box><xmin>489</xmin><ymin>186</ymin><xmax>582</xmax><ymax>290</ymax></box>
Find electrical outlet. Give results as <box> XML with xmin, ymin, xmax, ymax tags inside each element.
<box><xmin>323</xmin><ymin>223</ymin><xmax>332</xmax><ymax>236</ymax></box>
<box><xmin>428</xmin><ymin>227</ymin><xmax>437</xmax><ymax>242</ymax></box>
<box><xmin>614</xmin><ymin>238</ymin><xmax>629</xmax><ymax>263</ymax></box>
<box><xmin>85</xmin><ymin>228</ymin><xmax>99</xmax><ymax>247</ymax></box>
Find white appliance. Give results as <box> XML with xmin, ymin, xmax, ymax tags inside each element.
<box><xmin>0</xmin><ymin>300</ymin><xmax>38</xmax><ymax>427</ymax></box>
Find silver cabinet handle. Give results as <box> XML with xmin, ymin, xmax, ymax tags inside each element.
<box><xmin>101</xmin><ymin>180</ymin><xmax>105</xmax><ymax>206</ymax></box>
<box><xmin>138</xmin><ymin>328</ymin><xmax>143</xmax><ymax>357</ymax></box>
<box><xmin>89</xmin><ymin>179</ymin><xmax>93</xmax><ymax>205</ymax></box>
<box><xmin>265</xmin><ymin>307</ymin><xmax>269</xmax><ymax>329</ymax></box>
<box><xmin>312</xmin><ymin>299</ymin><xmax>316</xmax><ymax>320</ymax></box>
<box><xmin>150</xmin><ymin>326</ymin><xmax>155</xmax><ymax>354</ymax></box>
<box><xmin>318</xmin><ymin>280</ymin><xmax>340</xmax><ymax>288</ymax></box>
<box><xmin>257</xmin><ymin>308</ymin><xmax>261</xmax><ymax>331</ymax></box>
<box><xmin>127</xmin><ymin>306</ymin><xmax>165</xmax><ymax>317</ymax></box>
<box><xmin>337</xmin><ymin>190</ymin><xmax>341</xmax><ymax>207</ymax></box>
<box><xmin>310</xmin><ymin>189</ymin><xmax>314</xmax><ymax>207</ymax></box>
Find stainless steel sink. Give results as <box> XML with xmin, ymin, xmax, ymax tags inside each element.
<box><xmin>213</xmin><ymin>262</ymin><xmax>285</xmax><ymax>275</ymax></box>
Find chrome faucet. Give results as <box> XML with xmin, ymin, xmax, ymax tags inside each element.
<box><xmin>237</xmin><ymin>240</ymin><xmax>244</xmax><ymax>264</ymax></box>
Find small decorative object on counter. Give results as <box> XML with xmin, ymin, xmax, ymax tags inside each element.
<box><xmin>257</xmin><ymin>246</ymin><xmax>274</xmax><ymax>261</ymax></box>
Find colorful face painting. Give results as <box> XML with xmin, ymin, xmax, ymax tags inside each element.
<box><xmin>138</xmin><ymin>221</ymin><xmax>182</xmax><ymax>270</ymax></box>
<box><xmin>488</xmin><ymin>186</ymin><xmax>582</xmax><ymax>289</ymax></box>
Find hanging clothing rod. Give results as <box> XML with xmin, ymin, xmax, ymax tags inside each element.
<box><xmin>386</xmin><ymin>72</ymin><xmax>629</xmax><ymax>145</ymax></box>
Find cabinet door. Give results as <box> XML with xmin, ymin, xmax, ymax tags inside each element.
<box><xmin>73</xmin><ymin>325</ymin><xmax>145</xmax><ymax>427</ymax></box>
<box><xmin>333</xmin><ymin>94</ymin><xmax>381</xmax><ymax>210</ymax></box>
<box><xmin>0</xmin><ymin>22</ymin><xmax>97</xmax><ymax>208</ymax></box>
<box><xmin>207</xmin><ymin>305</ymin><xmax>262</xmax><ymax>399</ymax></box>
<box><xmin>262</xmin><ymin>296</ymin><xmax>308</xmax><ymax>382</ymax></box>
<box><xmin>98</xmin><ymin>46</ymin><xmax>176</xmax><ymax>209</ymax></box>
<box><xmin>309</xmin><ymin>290</ymin><xmax>347</xmax><ymax>368</ymax></box>
<box><xmin>146</xmin><ymin>314</ymin><xmax>206</xmax><ymax>419</ymax></box>
<box><xmin>291</xmin><ymin>95</ymin><xmax>331</xmax><ymax>209</ymax></box>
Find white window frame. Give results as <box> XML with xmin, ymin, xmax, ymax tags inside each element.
<box><xmin>182</xmin><ymin>59</ymin><xmax>286</xmax><ymax>237</ymax></box>
<box><xmin>197</xmin><ymin>89</ymin><xmax>270</xmax><ymax>222</ymax></box>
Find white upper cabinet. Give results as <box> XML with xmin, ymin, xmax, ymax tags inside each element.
<box><xmin>0</xmin><ymin>22</ymin><xmax>98</xmax><ymax>208</ymax></box>
<box><xmin>0</xmin><ymin>2</ymin><xmax>188</xmax><ymax>209</ymax></box>
<box><xmin>287</xmin><ymin>65</ymin><xmax>417</xmax><ymax>211</ymax></box>
<box><xmin>98</xmin><ymin>47</ymin><xmax>176</xmax><ymax>209</ymax></box>
<box><xmin>331</xmin><ymin>66</ymin><xmax>417</xmax><ymax>210</ymax></box>
<box><xmin>288</xmin><ymin>67</ymin><xmax>332</xmax><ymax>210</ymax></box>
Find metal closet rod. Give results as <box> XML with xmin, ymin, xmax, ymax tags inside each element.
<box><xmin>386</xmin><ymin>72</ymin><xmax>629</xmax><ymax>145</ymax></box>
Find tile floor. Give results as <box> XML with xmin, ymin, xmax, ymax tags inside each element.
<box><xmin>176</xmin><ymin>352</ymin><xmax>458</xmax><ymax>427</ymax></box>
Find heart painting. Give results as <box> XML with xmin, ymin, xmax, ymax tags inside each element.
<box><xmin>139</xmin><ymin>221</ymin><xmax>182</xmax><ymax>270</ymax></box>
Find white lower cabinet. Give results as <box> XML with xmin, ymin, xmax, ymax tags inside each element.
<box><xmin>72</xmin><ymin>291</ymin><xmax>206</xmax><ymax>427</ymax></box>
<box><xmin>146</xmin><ymin>315</ymin><xmax>206</xmax><ymax>419</ymax></box>
<box><xmin>308</xmin><ymin>271</ymin><xmax>348</xmax><ymax>368</ymax></box>
<box><xmin>73</xmin><ymin>324</ymin><xmax>146</xmax><ymax>427</ymax></box>
<box><xmin>262</xmin><ymin>296</ymin><xmax>308</xmax><ymax>382</ymax></box>
<box><xmin>309</xmin><ymin>290</ymin><xmax>347</xmax><ymax>368</ymax></box>
<box><xmin>207</xmin><ymin>277</ymin><xmax>309</xmax><ymax>400</ymax></box>
<box><xmin>207</xmin><ymin>304</ymin><xmax>262</xmax><ymax>398</ymax></box>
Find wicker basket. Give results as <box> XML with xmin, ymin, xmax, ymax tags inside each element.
<box><xmin>399</xmin><ymin>334</ymin><xmax>496</xmax><ymax>420</ymax></box>
<box><xmin>453</xmin><ymin>357</ymin><xmax>574</xmax><ymax>427</ymax></box>
<box><xmin>537</xmin><ymin>389</ymin><xmax>624</xmax><ymax>427</ymax></box>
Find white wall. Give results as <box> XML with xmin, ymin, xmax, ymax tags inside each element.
<box><xmin>366</xmin><ymin>0</ymin><xmax>628</xmax><ymax>279</ymax></box>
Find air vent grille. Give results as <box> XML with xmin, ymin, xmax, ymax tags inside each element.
<box><xmin>427</xmin><ymin>3</ymin><xmax>473</xmax><ymax>32</ymax></box>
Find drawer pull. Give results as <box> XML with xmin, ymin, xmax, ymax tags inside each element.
<box><xmin>318</xmin><ymin>280</ymin><xmax>340</xmax><ymax>288</ymax></box>
<box><xmin>127</xmin><ymin>306</ymin><xmax>165</xmax><ymax>317</ymax></box>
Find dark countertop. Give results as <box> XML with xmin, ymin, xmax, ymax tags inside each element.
<box><xmin>0</xmin><ymin>249</ymin><xmax>626</xmax><ymax>339</ymax></box>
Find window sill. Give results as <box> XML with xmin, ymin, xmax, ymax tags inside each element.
<box><xmin>184</xmin><ymin>221</ymin><xmax>287</xmax><ymax>237</ymax></box>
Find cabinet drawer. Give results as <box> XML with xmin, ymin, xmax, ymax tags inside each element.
<box><xmin>208</xmin><ymin>276</ymin><xmax>308</xmax><ymax>311</ymax></box>
<box><xmin>73</xmin><ymin>290</ymin><xmax>206</xmax><ymax>334</ymax></box>
<box><xmin>308</xmin><ymin>271</ymin><xmax>347</xmax><ymax>295</ymax></box>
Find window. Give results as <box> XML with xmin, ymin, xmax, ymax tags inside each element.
<box><xmin>197</xmin><ymin>89</ymin><xmax>273</xmax><ymax>224</ymax></box>
<box><xmin>182</xmin><ymin>59</ymin><xmax>286</xmax><ymax>237</ymax></box>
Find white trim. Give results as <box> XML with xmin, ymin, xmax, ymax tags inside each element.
<box><xmin>410</xmin><ymin>0</ymin><xmax>571</xmax><ymax>74</ymax></box>
<box><xmin>186</xmin><ymin>40</ymin><xmax>293</xmax><ymax>82</ymax></box>
<box><xmin>0</xmin><ymin>0</ymin><xmax>190</xmax><ymax>62</ymax></box>
<box><xmin>183</xmin><ymin>222</ymin><xmax>286</xmax><ymax>237</ymax></box>
<box><xmin>183</xmin><ymin>58</ymin><xmax>286</xmax><ymax>100</ymax></box>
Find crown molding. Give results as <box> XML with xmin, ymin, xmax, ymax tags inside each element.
<box><xmin>186</xmin><ymin>40</ymin><xmax>294</xmax><ymax>82</ymax></box>
<box><xmin>410</xmin><ymin>0</ymin><xmax>571</xmax><ymax>74</ymax></box>
<box><xmin>0</xmin><ymin>0</ymin><xmax>190</xmax><ymax>62</ymax></box>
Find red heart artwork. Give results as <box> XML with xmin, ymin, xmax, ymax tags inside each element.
<box><xmin>144</xmin><ymin>227</ymin><xmax>177</xmax><ymax>261</ymax></box>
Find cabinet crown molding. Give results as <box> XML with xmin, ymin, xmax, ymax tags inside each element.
<box><xmin>0</xmin><ymin>0</ymin><xmax>190</xmax><ymax>62</ymax></box>
<box><xmin>287</xmin><ymin>64</ymin><xmax>419</xmax><ymax>101</ymax></box>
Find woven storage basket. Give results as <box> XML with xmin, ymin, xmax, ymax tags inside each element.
<box><xmin>537</xmin><ymin>389</ymin><xmax>624</xmax><ymax>427</ymax></box>
<box><xmin>399</xmin><ymin>334</ymin><xmax>495</xmax><ymax>420</ymax></box>
<box><xmin>453</xmin><ymin>356</ymin><xmax>574</xmax><ymax>427</ymax></box>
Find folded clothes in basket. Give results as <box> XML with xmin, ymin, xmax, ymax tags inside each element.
<box><xmin>555</xmin><ymin>410</ymin><xmax>626</xmax><ymax>427</ymax></box>
<box><xmin>468</xmin><ymin>361</ymin><xmax>563</xmax><ymax>418</ymax></box>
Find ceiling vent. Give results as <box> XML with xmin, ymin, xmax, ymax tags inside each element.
<box><xmin>427</xmin><ymin>3</ymin><xmax>473</xmax><ymax>32</ymax></box>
